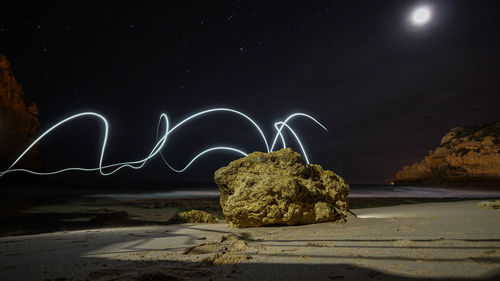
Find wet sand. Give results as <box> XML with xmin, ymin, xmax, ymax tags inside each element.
<box><xmin>1</xmin><ymin>200</ymin><xmax>500</xmax><ymax>280</ymax></box>
<box><xmin>0</xmin><ymin>197</ymin><xmax>223</xmax><ymax>236</ymax></box>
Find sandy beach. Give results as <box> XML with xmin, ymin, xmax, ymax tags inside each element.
<box><xmin>0</xmin><ymin>200</ymin><xmax>499</xmax><ymax>280</ymax></box>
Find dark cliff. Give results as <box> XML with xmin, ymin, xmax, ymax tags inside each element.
<box><xmin>0</xmin><ymin>54</ymin><xmax>43</xmax><ymax>171</ymax></box>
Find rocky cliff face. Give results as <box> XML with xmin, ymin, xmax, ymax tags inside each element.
<box><xmin>0</xmin><ymin>54</ymin><xmax>43</xmax><ymax>170</ymax></box>
<box><xmin>394</xmin><ymin>122</ymin><xmax>500</xmax><ymax>186</ymax></box>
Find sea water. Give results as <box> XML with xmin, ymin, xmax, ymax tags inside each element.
<box><xmin>87</xmin><ymin>185</ymin><xmax>500</xmax><ymax>200</ymax></box>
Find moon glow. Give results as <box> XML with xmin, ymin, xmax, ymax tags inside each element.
<box><xmin>411</xmin><ymin>6</ymin><xmax>432</xmax><ymax>26</ymax></box>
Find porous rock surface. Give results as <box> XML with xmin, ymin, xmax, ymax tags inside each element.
<box><xmin>168</xmin><ymin>210</ymin><xmax>218</xmax><ymax>224</ymax></box>
<box><xmin>394</xmin><ymin>122</ymin><xmax>500</xmax><ymax>186</ymax></box>
<box><xmin>0</xmin><ymin>54</ymin><xmax>42</xmax><ymax>170</ymax></box>
<box><xmin>214</xmin><ymin>148</ymin><xmax>350</xmax><ymax>228</ymax></box>
<box><xmin>478</xmin><ymin>200</ymin><xmax>500</xmax><ymax>210</ymax></box>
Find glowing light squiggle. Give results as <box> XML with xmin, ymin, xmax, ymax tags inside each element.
<box><xmin>0</xmin><ymin>108</ymin><xmax>327</xmax><ymax>178</ymax></box>
<box><xmin>154</xmin><ymin>108</ymin><xmax>270</xmax><ymax>172</ymax></box>
<box><xmin>270</xmin><ymin>113</ymin><xmax>328</xmax><ymax>152</ymax></box>
<box><xmin>274</xmin><ymin>122</ymin><xmax>311</xmax><ymax>164</ymax></box>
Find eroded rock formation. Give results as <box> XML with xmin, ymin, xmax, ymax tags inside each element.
<box><xmin>214</xmin><ymin>148</ymin><xmax>350</xmax><ymax>228</ymax></box>
<box><xmin>394</xmin><ymin>122</ymin><xmax>500</xmax><ymax>186</ymax></box>
<box><xmin>0</xmin><ymin>54</ymin><xmax>42</xmax><ymax>170</ymax></box>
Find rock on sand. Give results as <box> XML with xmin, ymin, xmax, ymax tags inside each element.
<box><xmin>168</xmin><ymin>210</ymin><xmax>218</xmax><ymax>224</ymax></box>
<box><xmin>214</xmin><ymin>148</ymin><xmax>349</xmax><ymax>227</ymax></box>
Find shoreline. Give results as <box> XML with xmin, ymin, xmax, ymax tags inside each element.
<box><xmin>1</xmin><ymin>196</ymin><xmax>499</xmax><ymax>237</ymax></box>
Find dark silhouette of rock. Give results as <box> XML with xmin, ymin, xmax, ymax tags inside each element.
<box><xmin>0</xmin><ymin>54</ymin><xmax>42</xmax><ymax>170</ymax></box>
<box><xmin>89</xmin><ymin>211</ymin><xmax>129</xmax><ymax>226</ymax></box>
<box><xmin>136</xmin><ymin>271</ymin><xmax>182</xmax><ymax>281</ymax></box>
<box><xmin>394</xmin><ymin>122</ymin><xmax>500</xmax><ymax>186</ymax></box>
<box><xmin>214</xmin><ymin>148</ymin><xmax>350</xmax><ymax>228</ymax></box>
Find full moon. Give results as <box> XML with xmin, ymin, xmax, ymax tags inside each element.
<box><xmin>411</xmin><ymin>6</ymin><xmax>432</xmax><ymax>26</ymax></box>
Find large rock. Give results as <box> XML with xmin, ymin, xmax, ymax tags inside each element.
<box><xmin>0</xmin><ymin>54</ymin><xmax>42</xmax><ymax>170</ymax></box>
<box><xmin>394</xmin><ymin>122</ymin><xmax>500</xmax><ymax>186</ymax></box>
<box><xmin>214</xmin><ymin>148</ymin><xmax>350</xmax><ymax>228</ymax></box>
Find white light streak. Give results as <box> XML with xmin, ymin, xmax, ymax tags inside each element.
<box><xmin>274</xmin><ymin>122</ymin><xmax>311</xmax><ymax>164</ymax></box>
<box><xmin>0</xmin><ymin>108</ymin><xmax>327</xmax><ymax>179</ymax></box>
<box><xmin>270</xmin><ymin>113</ymin><xmax>328</xmax><ymax>153</ymax></box>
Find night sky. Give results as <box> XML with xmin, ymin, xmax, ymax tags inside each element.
<box><xmin>1</xmin><ymin>0</ymin><xmax>500</xmax><ymax>184</ymax></box>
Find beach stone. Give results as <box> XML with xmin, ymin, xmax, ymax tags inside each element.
<box><xmin>478</xmin><ymin>200</ymin><xmax>500</xmax><ymax>209</ymax></box>
<box><xmin>168</xmin><ymin>210</ymin><xmax>218</xmax><ymax>224</ymax></box>
<box><xmin>214</xmin><ymin>148</ymin><xmax>350</xmax><ymax>227</ymax></box>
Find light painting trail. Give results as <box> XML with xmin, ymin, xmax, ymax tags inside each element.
<box><xmin>0</xmin><ymin>108</ymin><xmax>327</xmax><ymax>178</ymax></box>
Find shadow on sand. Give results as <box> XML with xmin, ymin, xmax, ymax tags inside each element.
<box><xmin>1</xmin><ymin>224</ymin><xmax>499</xmax><ymax>281</ymax></box>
